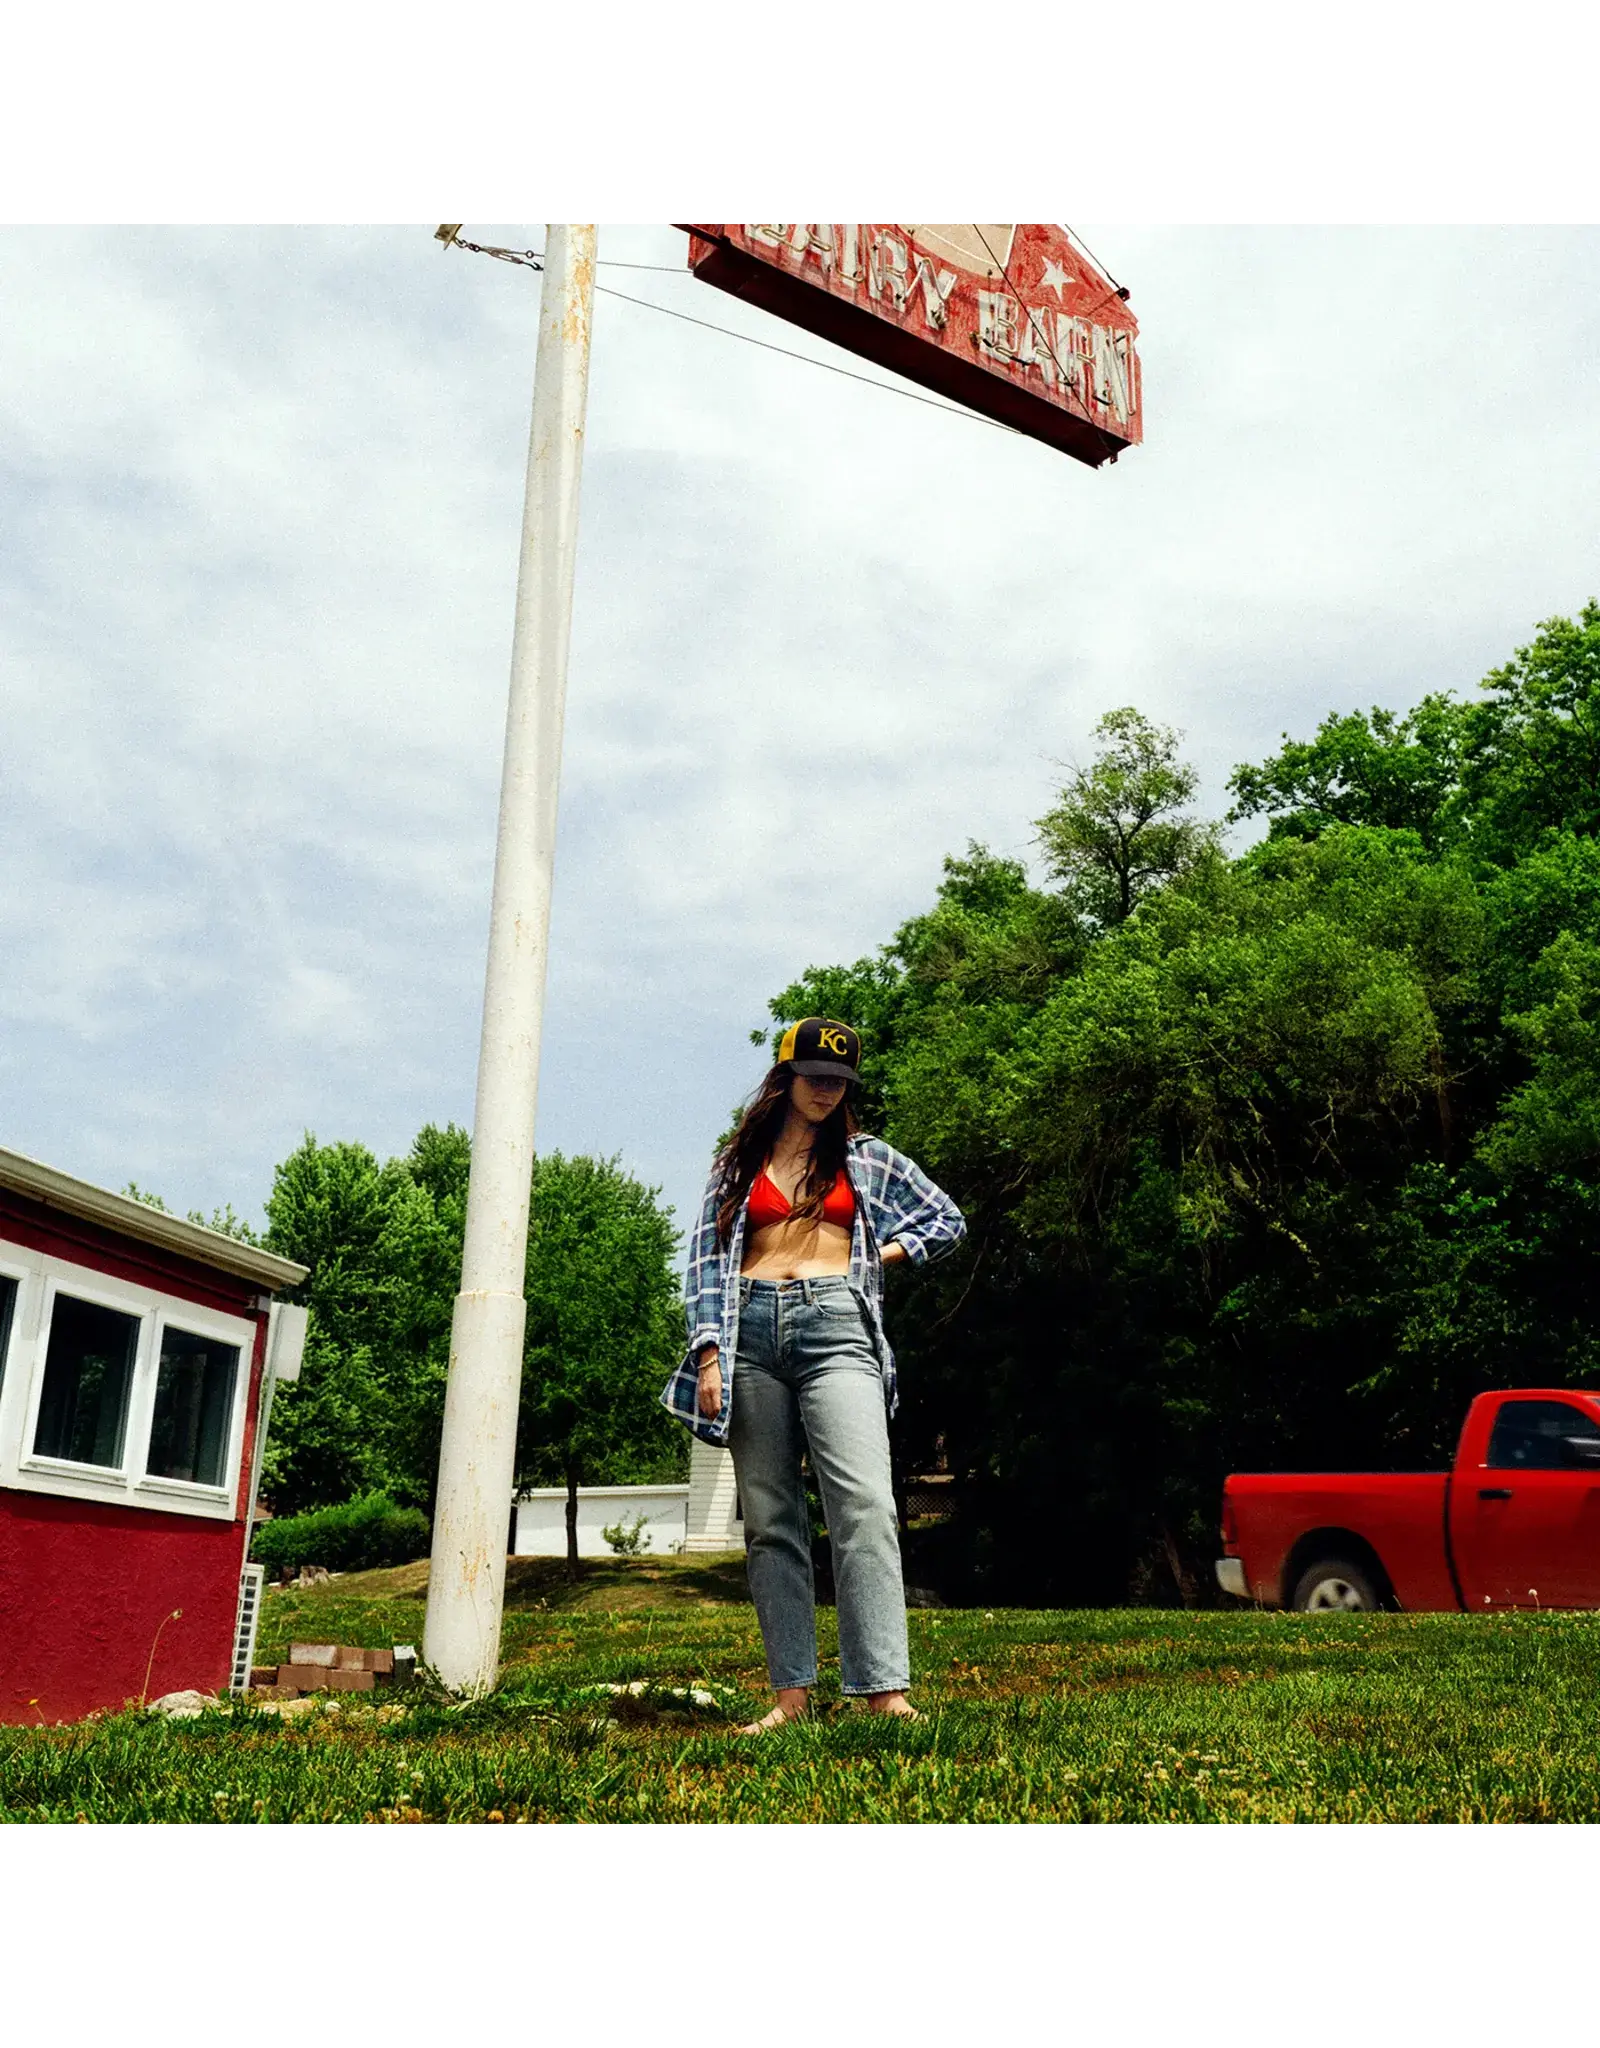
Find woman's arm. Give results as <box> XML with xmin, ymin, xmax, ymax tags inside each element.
<box><xmin>684</xmin><ymin>1160</ymin><xmax>727</xmax><ymax>1362</ymax></box>
<box><xmin>867</xmin><ymin>1140</ymin><xmax>967</xmax><ymax>1267</ymax></box>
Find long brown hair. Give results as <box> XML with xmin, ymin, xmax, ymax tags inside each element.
<box><xmin>715</xmin><ymin>1065</ymin><xmax>861</xmax><ymax>1246</ymax></box>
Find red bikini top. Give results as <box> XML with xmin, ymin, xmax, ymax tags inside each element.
<box><xmin>747</xmin><ymin>1166</ymin><xmax>856</xmax><ymax>1231</ymax></box>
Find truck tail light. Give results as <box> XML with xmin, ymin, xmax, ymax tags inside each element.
<box><xmin>1220</xmin><ymin>1493</ymin><xmax>1239</xmax><ymax>1552</ymax></box>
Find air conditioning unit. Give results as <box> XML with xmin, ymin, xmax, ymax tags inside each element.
<box><xmin>230</xmin><ymin>1562</ymin><xmax>266</xmax><ymax>1694</ymax></box>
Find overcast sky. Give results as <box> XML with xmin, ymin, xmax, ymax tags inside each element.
<box><xmin>3</xmin><ymin>223</ymin><xmax>1598</xmax><ymax>1246</ymax></box>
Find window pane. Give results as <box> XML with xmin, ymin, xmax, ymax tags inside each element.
<box><xmin>34</xmin><ymin>1294</ymin><xmax>140</xmax><ymax>1468</ymax></box>
<box><xmin>146</xmin><ymin>1327</ymin><xmax>239</xmax><ymax>1487</ymax></box>
<box><xmin>1487</xmin><ymin>1399</ymin><xmax>1600</xmax><ymax>1471</ymax></box>
<box><xmin>0</xmin><ymin>1275</ymin><xmax>16</xmax><ymax>1399</ymax></box>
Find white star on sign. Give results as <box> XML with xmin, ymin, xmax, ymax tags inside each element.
<box><xmin>1039</xmin><ymin>257</ymin><xmax>1074</xmax><ymax>300</ymax></box>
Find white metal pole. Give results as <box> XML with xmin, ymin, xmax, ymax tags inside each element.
<box><xmin>424</xmin><ymin>224</ymin><xmax>596</xmax><ymax>1696</ymax></box>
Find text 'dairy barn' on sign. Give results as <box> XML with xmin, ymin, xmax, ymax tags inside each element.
<box><xmin>679</xmin><ymin>224</ymin><xmax>1141</xmax><ymax>467</ymax></box>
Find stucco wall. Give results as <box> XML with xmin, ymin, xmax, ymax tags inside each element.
<box><xmin>512</xmin><ymin>1485</ymin><xmax>691</xmax><ymax>1558</ymax></box>
<box><xmin>0</xmin><ymin>1489</ymin><xmax>249</xmax><ymax>1722</ymax></box>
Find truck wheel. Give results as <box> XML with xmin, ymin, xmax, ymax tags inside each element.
<box><xmin>1291</xmin><ymin>1558</ymin><xmax>1380</xmax><ymax>1612</ymax></box>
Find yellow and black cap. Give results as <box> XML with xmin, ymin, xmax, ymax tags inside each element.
<box><xmin>777</xmin><ymin>1017</ymin><xmax>862</xmax><ymax>1083</ymax></box>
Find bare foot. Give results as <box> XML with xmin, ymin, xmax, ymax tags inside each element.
<box><xmin>736</xmin><ymin>1687</ymin><xmax>809</xmax><ymax>1734</ymax></box>
<box><xmin>736</xmin><ymin>1705</ymin><xmax>801</xmax><ymax>1733</ymax></box>
<box><xmin>865</xmin><ymin>1691</ymin><xmax>920</xmax><ymax>1719</ymax></box>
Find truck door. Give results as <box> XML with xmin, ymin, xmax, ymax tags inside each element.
<box><xmin>1449</xmin><ymin>1398</ymin><xmax>1600</xmax><ymax>1608</ymax></box>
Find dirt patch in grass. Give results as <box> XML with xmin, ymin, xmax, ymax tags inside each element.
<box><xmin>1301</xmin><ymin>1711</ymin><xmax>1378</xmax><ymax>1743</ymax></box>
<box><xmin>915</xmin><ymin>1638</ymin><xmax>1263</xmax><ymax>1700</ymax></box>
<box><xmin>313</xmin><ymin>1559</ymin><xmax>433</xmax><ymax>1601</ymax></box>
<box><xmin>506</xmin><ymin>1555</ymin><xmax>752</xmax><ymax>1612</ymax></box>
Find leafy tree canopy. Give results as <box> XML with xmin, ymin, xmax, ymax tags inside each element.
<box><xmin>258</xmin><ymin>1126</ymin><xmax>683</xmax><ymax>1517</ymax></box>
<box><xmin>1226</xmin><ymin>695</ymin><xmax>1467</xmax><ymax>849</ymax></box>
<box><xmin>261</xmin><ymin>1128</ymin><xmax>464</xmax><ymax>1514</ymax></box>
<box><xmin>1228</xmin><ymin>603</ymin><xmax>1600</xmax><ymax>865</ymax></box>
<box><xmin>1037</xmin><ymin>706</ymin><xmax>1218</xmax><ymax>924</ymax></box>
<box><xmin>517</xmin><ymin>1151</ymin><xmax>685</xmax><ymax>1492</ymax></box>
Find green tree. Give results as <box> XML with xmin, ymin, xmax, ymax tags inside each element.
<box><xmin>882</xmin><ymin>828</ymin><xmax>1490</xmax><ymax>1597</ymax></box>
<box><xmin>516</xmin><ymin>1153</ymin><xmax>685</xmax><ymax>1576</ymax></box>
<box><xmin>122</xmin><ymin>1184</ymin><xmax>263</xmax><ymax>1244</ymax></box>
<box><xmin>260</xmin><ymin>1128</ymin><xmax>464</xmax><ymax>1515</ymax></box>
<box><xmin>1226</xmin><ymin>605</ymin><xmax>1600</xmax><ymax>865</ymax></box>
<box><xmin>1458</xmin><ymin>601</ymin><xmax>1600</xmax><ymax>860</ymax></box>
<box><xmin>1036</xmin><ymin>707</ymin><xmax>1217</xmax><ymax>924</ymax></box>
<box><xmin>259</xmin><ymin>1126</ymin><xmax>683</xmax><ymax>1551</ymax></box>
<box><xmin>1227</xmin><ymin>695</ymin><xmax>1467</xmax><ymax>849</ymax></box>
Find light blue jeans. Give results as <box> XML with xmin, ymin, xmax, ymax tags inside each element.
<box><xmin>729</xmin><ymin>1274</ymin><xmax>910</xmax><ymax>1696</ymax></box>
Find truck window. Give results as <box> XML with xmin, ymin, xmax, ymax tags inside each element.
<box><xmin>1486</xmin><ymin>1399</ymin><xmax>1600</xmax><ymax>1471</ymax></box>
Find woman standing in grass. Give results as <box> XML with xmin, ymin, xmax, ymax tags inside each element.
<box><xmin>663</xmin><ymin>1017</ymin><xmax>966</xmax><ymax>1731</ymax></box>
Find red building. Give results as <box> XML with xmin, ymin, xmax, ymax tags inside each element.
<box><xmin>0</xmin><ymin>1146</ymin><xmax>307</xmax><ymax>1723</ymax></box>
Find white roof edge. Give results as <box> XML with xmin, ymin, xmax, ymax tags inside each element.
<box><xmin>0</xmin><ymin>1146</ymin><xmax>308</xmax><ymax>1292</ymax></box>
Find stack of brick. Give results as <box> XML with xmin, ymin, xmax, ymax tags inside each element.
<box><xmin>249</xmin><ymin>1642</ymin><xmax>415</xmax><ymax>1697</ymax></box>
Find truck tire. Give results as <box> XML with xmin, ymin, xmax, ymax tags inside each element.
<box><xmin>1291</xmin><ymin>1557</ymin><xmax>1380</xmax><ymax>1612</ymax></box>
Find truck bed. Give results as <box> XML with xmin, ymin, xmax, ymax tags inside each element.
<box><xmin>1225</xmin><ymin>1470</ymin><xmax>1457</xmax><ymax>1610</ymax></box>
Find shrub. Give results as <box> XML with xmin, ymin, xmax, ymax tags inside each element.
<box><xmin>602</xmin><ymin>1513</ymin><xmax>652</xmax><ymax>1557</ymax></box>
<box><xmin>251</xmin><ymin>1491</ymin><xmax>430</xmax><ymax>1575</ymax></box>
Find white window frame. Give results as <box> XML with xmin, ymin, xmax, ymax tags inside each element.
<box><xmin>0</xmin><ymin>1238</ymin><xmax>255</xmax><ymax>1521</ymax></box>
<box><xmin>0</xmin><ymin>1249</ymin><xmax>31</xmax><ymax>1447</ymax></box>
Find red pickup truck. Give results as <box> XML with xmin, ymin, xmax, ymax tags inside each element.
<box><xmin>1218</xmin><ymin>1389</ymin><xmax>1600</xmax><ymax>1611</ymax></box>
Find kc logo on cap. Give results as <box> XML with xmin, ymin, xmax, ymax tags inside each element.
<box><xmin>778</xmin><ymin>1017</ymin><xmax>863</xmax><ymax>1081</ymax></box>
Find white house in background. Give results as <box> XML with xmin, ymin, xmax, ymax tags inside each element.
<box><xmin>511</xmin><ymin>1442</ymin><xmax>743</xmax><ymax>1559</ymax></box>
<box><xmin>684</xmin><ymin>1439</ymin><xmax>742</xmax><ymax>1553</ymax></box>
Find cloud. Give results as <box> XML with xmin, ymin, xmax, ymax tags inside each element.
<box><xmin>3</xmin><ymin>224</ymin><xmax>1599</xmax><ymax>1245</ymax></box>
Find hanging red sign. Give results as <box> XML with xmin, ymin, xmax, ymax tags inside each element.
<box><xmin>678</xmin><ymin>225</ymin><xmax>1141</xmax><ymax>468</ymax></box>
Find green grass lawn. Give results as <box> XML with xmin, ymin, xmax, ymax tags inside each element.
<box><xmin>6</xmin><ymin>1558</ymin><xmax>1600</xmax><ymax>1821</ymax></box>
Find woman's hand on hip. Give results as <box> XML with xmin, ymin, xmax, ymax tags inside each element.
<box><xmin>697</xmin><ymin>1348</ymin><xmax>723</xmax><ymax>1418</ymax></box>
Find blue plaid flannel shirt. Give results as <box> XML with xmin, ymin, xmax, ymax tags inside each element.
<box><xmin>661</xmin><ymin>1133</ymin><xmax>966</xmax><ymax>1446</ymax></box>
